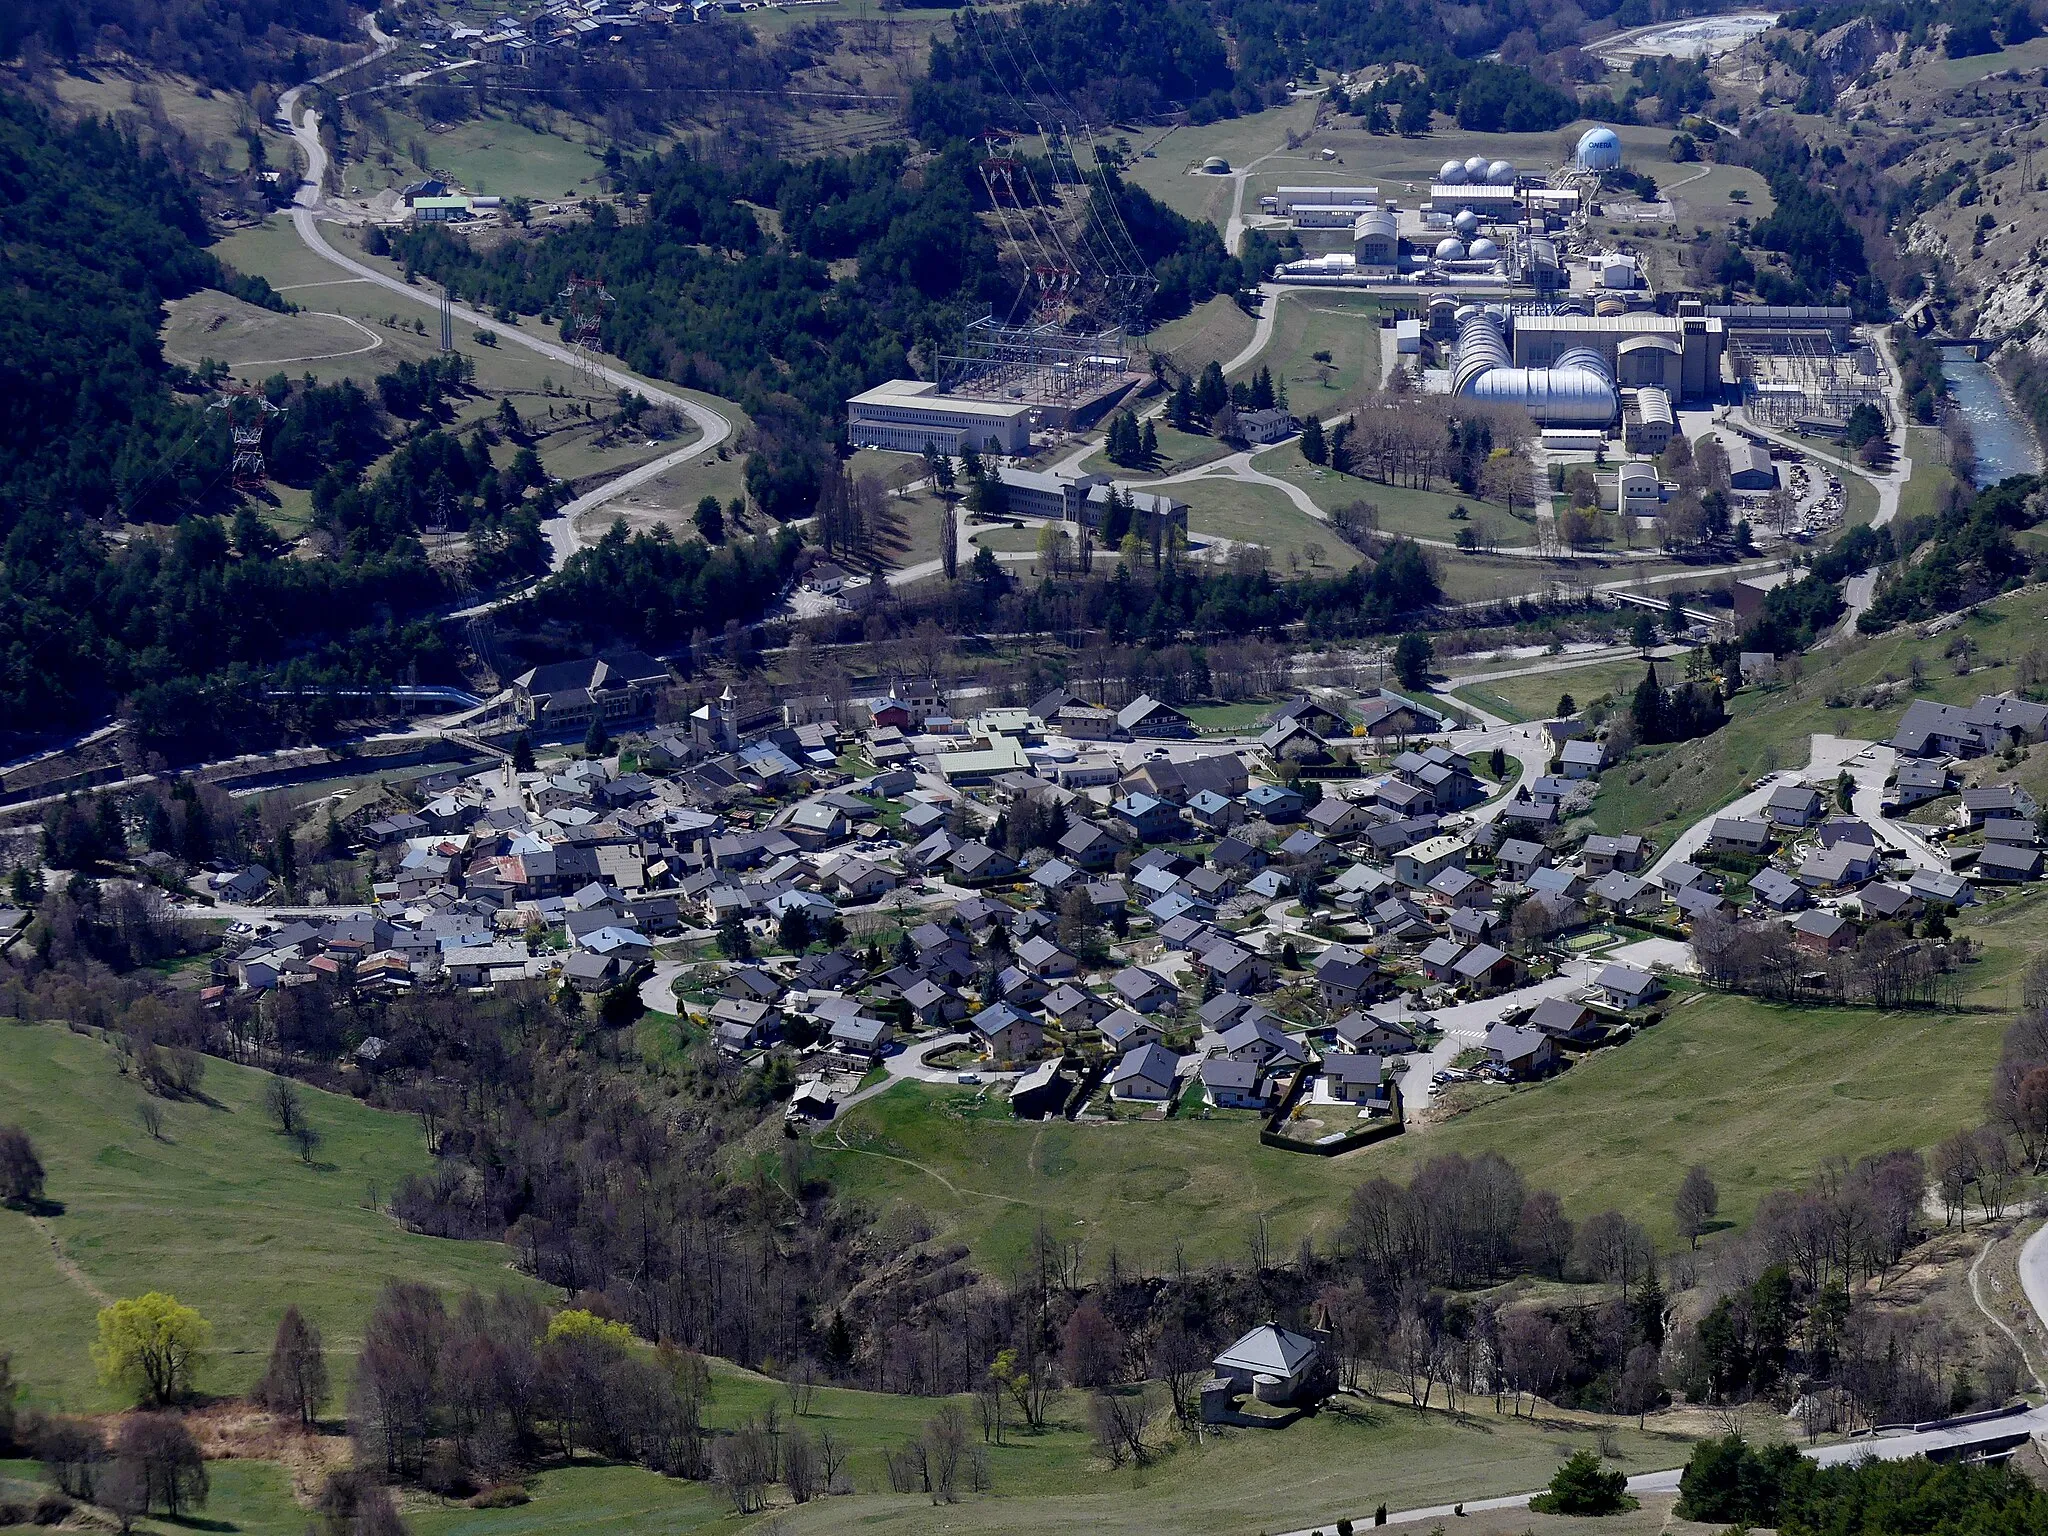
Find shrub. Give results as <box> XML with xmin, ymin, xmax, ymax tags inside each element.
<box><xmin>1530</xmin><ymin>1450</ymin><xmax>1636</xmax><ymax>1515</ymax></box>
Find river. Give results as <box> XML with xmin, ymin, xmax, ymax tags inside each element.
<box><xmin>1941</xmin><ymin>346</ymin><xmax>2043</xmax><ymax>487</ymax></box>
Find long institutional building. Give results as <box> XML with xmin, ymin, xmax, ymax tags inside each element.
<box><xmin>845</xmin><ymin>379</ymin><xmax>1032</xmax><ymax>455</ymax></box>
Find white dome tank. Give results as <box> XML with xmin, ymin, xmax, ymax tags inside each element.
<box><xmin>1435</xmin><ymin>237</ymin><xmax>1466</xmax><ymax>260</ymax></box>
<box><xmin>1463</xmin><ymin>155</ymin><xmax>1488</xmax><ymax>179</ymax></box>
<box><xmin>1468</xmin><ymin>236</ymin><xmax>1500</xmax><ymax>260</ymax></box>
<box><xmin>1452</xmin><ymin>209</ymin><xmax>1481</xmax><ymax>236</ymax></box>
<box><xmin>1575</xmin><ymin>127</ymin><xmax>1622</xmax><ymax>171</ymax></box>
<box><xmin>1486</xmin><ymin>159</ymin><xmax>1516</xmax><ymax>185</ymax></box>
<box><xmin>1439</xmin><ymin>159</ymin><xmax>1468</xmax><ymax>183</ymax></box>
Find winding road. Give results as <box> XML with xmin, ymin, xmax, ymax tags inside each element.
<box><xmin>280</xmin><ymin>35</ymin><xmax>733</xmax><ymax>573</ymax></box>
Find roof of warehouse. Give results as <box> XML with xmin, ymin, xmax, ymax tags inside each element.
<box><xmin>1515</xmin><ymin>314</ymin><xmax>1683</xmax><ymax>334</ymax></box>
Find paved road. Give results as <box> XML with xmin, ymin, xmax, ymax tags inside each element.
<box><xmin>282</xmin><ymin>85</ymin><xmax>733</xmax><ymax>574</ymax></box>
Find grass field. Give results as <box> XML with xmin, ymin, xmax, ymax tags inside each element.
<box><xmin>345</xmin><ymin>103</ymin><xmax>607</xmax><ymax>201</ymax></box>
<box><xmin>1455</xmin><ymin>656</ymin><xmax>1654</xmax><ymax>725</ymax></box>
<box><xmin>1900</xmin><ymin>426</ymin><xmax>1968</xmax><ymax>524</ymax></box>
<box><xmin>0</xmin><ymin>1022</ymin><xmax>544</xmax><ymax>1412</ymax></box>
<box><xmin>1259</xmin><ymin>291</ymin><xmax>1389</xmax><ymax>414</ymax></box>
<box><xmin>821</xmin><ymin>974</ymin><xmax>2011</xmax><ymax>1278</ymax></box>
<box><xmin>1253</xmin><ymin>443</ymin><xmax>1540</xmax><ymax>547</ymax></box>
<box><xmin>1139</xmin><ymin>296</ymin><xmax>1256</xmax><ymax>380</ymax></box>
<box><xmin>1173</xmin><ymin>477</ymin><xmax>1363</xmax><ymax>571</ymax></box>
<box><xmin>1</xmin><ymin>1386</ymin><xmax>1696</xmax><ymax>1536</ymax></box>
<box><xmin>162</xmin><ymin>291</ymin><xmax>391</xmax><ymax>374</ymax></box>
<box><xmin>1119</xmin><ymin>99</ymin><xmax>1323</xmax><ymax>227</ymax></box>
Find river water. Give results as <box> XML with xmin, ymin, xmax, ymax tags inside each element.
<box><xmin>1941</xmin><ymin>346</ymin><xmax>2043</xmax><ymax>487</ymax></box>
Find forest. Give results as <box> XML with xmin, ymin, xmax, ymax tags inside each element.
<box><xmin>919</xmin><ymin>0</ymin><xmax>1612</xmax><ymax>129</ymax></box>
<box><xmin>1</xmin><ymin>0</ymin><xmax>360</xmax><ymax>89</ymax></box>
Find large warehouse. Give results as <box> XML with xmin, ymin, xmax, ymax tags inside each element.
<box><xmin>1509</xmin><ymin>312</ymin><xmax>1725</xmax><ymax>401</ymax></box>
<box><xmin>846</xmin><ymin>379</ymin><xmax>1033</xmax><ymax>455</ymax></box>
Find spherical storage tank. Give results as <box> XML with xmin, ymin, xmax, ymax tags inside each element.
<box><xmin>1485</xmin><ymin>159</ymin><xmax>1516</xmax><ymax>185</ymax></box>
<box><xmin>1467</xmin><ymin>236</ymin><xmax>1500</xmax><ymax>261</ymax></box>
<box><xmin>1435</xmin><ymin>237</ymin><xmax>1467</xmax><ymax>260</ymax></box>
<box><xmin>1463</xmin><ymin>155</ymin><xmax>1488</xmax><ymax>179</ymax></box>
<box><xmin>1439</xmin><ymin>159</ymin><xmax>1468</xmax><ymax>184</ymax></box>
<box><xmin>1452</xmin><ymin>209</ymin><xmax>1481</xmax><ymax>237</ymax></box>
<box><xmin>1575</xmin><ymin>127</ymin><xmax>1622</xmax><ymax>171</ymax></box>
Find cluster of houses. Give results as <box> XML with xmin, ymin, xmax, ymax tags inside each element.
<box><xmin>206</xmin><ymin>662</ymin><xmax>1714</xmax><ymax>1132</ymax></box>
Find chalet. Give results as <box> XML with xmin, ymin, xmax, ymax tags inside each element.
<box><xmin>1419</xmin><ymin>936</ymin><xmax>1467</xmax><ymax>983</ymax></box>
<box><xmin>1484</xmin><ymin>1022</ymin><xmax>1558</xmax><ymax>1079</ymax></box>
<box><xmin>1978</xmin><ymin>842</ymin><xmax>2044</xmax><ymax>882</ymax></box>
<box><xmin>1262</xmin><ymin>718</ymin><xmax>1331</xmax><ymax>762</ymax></box>
<box><xmin>1278</xmin><ymin>829</ymin><xmax>1331</xmax><ymax>867</ymax></box>
<box><xmin>1042</xmin><ymin>983</ymin><xmax>1109</xmax><ymax>1030</ymax></box>
<box><xmin>1112</xmin><ymin>793</ymin><xmax>1184</xmax><ymax>843</ymax></box>
<box><xmin>1708</xmin><ymin>817</ymin><xmax>1773</xmax><ymax>856</ymax></box>
<box><xmin>1673</xmin><ymin>885</ymin><xmax>1730</xmax><ymax>923</ymax></box>
<box><xmin>1908</xmin><ymin>868</ymin><xmax>1974</xmax><ymax>907</ymax></box>
<box><xmin>1429</xmin><ymin>865</ymin><xmax>1492</xmax><ymax>909</ymax></box>
<box><xmin>1111</xmin><ymin>966</ymin><xmax>1179</xmax><ymax>1013</ymax></box>
<box><xmin>1499</xmin><ymin>797</ymin><xmax>1560</xmax><ymax>830</ymax></box>
<box><xmin>1244</xmin><ymin>784</ymin><xmax>1307</xmax><ymax>822</ymax></box>
<box><xmin>1494</xmin><ymin>838</ymin><xmax>1551</xmax><ymax>884</ymax></box>
<box><xmin>1221</xmin><ymin>1013</ymin><xmax>1309</xmax><ymax>1069</ymax></box>
<box><xmin>1201</xmin><ymin>1057</ymin><xmax>1269</xmax><ymax>1110</ymax></box>
<box><xmin>828</xmin><ymin>1015</ymin><xmax>894</xmax><ymax>1058</ymax></box>
<box><xmin>1817</xmin><ymin>817</ymin><xmax>1878</xmax><ymax>849</ymax></box>
<box><xmin>1107</xmin><ymin>1042</ymin><xmax>1182</xmax><ymax>1100</ymax></box>
<box><xmin>1766</xmin><ymin>783</ymin><xmax>1825</xmax><ymax>828</ymax></box>
<box><xmin>1268</xmin><ymin>696</ymin><xmax>1350</xmax><ymax>737</ymax></box>
<box><xmin>1187</xmin><ymin>790</ymin><xmax>1244</xmax><ymax>831</ymax></box>
<box><xmin>1211</xmin><ymin>835</ymin><xmax>1267</xmax><ymax>873</ymax></box>
<box><xmin>1123</xmin><ymin>753</ymin><xmax>1248</xmax><ymax>804</ymax></box>
<box><xmin>1593</xmin><ymin>961</ymin><xmax>1661</xmax><ymax>1009</ymax></box>
<box><xmin>1117</xmin><ymin>694</ymin><xmax>1195</xmax><ymax>738</ymax></box>
<box><xmin>1059</xmin><ymin>820</ymin><xmax>1123</xmax><ymax>870</ymax></box>
<box><xmin>975</xmin><ymin>1005</ymin><xmax>1044</xmax><ymax>1064</ymax></box>
<box><xmin>1316</xmin><ymin>953</ymin><xmax>1380</xmax><ymax>1009</ymax></box>
<box><xmin>1959</xmin><ymin>784</ymin><xmax>2040</xmax><ymax>828</ymax></box>
<box><xmin>1558</xmin><ymin>739</ymin><xmax>1606</xmax><ymax>779</ymax></box>
<box><xmin>1792</xmin><ymin>907</ymin><xmax>1853</xmax><ymax>953</ymax></box>
<box><xmin>1010</xmin><ymin>1058</ymin><xmax>1074</xmax><ymax>1119</ymax></box>
<box><xmin>1857</xmin><ymin>883</ymin><xmax>1920</xmax><ymax>922</ymax></box>
<box><xmin>1527</xmin><ymin>997</ymin><xmax>1605</xmax><ymax>1046</ymax></box>
<box><xmin>1581</xmin><ymin>833</ymin><xmax>1647</xmax><ymax>876</ymax></box>
<box><xmin>949</xmin><ymin>842</ymin><xmax>1019</xmax><ymax>885</ymax></box>
<box><xmin>1749</xmin><ymin>866</ymin><xmax>1809</xmax><ymax>912</ymax></box>
<box><xmin>1797</xmin><ymin>843</ymin><xmax>1877</xmax><ymax>890</ymax></box>
<box><xmin>1448</xmin><ymin>906</ymin><xmax>1504</xmax><ymax>944</ymax></box>
<box><xmin>1016</xmin><ymin>935</ymin><xmax>1079</xmax><ymax>978</ymax></box>
<box><xmin>1321</xmin><ymin>1051</ymin><xmax>1392</xmax><ymax>1109</ymax></box>
<box><xmin>1194</xmin><ymin>936</ymin><xmax>1273</xmax><ymax>994</ymax></box>
<box><xmin>1588</xmin><ymin>871</ymin><xmax>1661</xmax><ymax>915</ymax></box>
<box><xmin>1307</xmin><ymin>798</ymin><xmax>1374</xmax><ymax>839</ymax></box>
<box><xmin>1333</xmin><ymin>1010</ymin><xmax>1417</xmax><ymax>1055</ymax></box>
<box><xmin>1098</xmin><ymin>1009</ymin><xmax>1164</xmax><ymax>1056</ymax></box>
<box><xmin>1888</xmin><ymin>760</ymin><xmax>1953</xmax><ymax>810</ymax></box>
<box><xmin>1357</xmin><ymin>691</ymin><xmax>1445</xmax><ymax>740</ymax></box>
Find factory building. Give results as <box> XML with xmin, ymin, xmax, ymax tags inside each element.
<box><xmin>846</xmin><ymin>379</ymin><xmax>1033</xmax><ymax>455</ymax></box>
<box><xmin>1509</xmin><ymin>313</ymin><xmax>1724</xmax><ymax>402</ymax></box>
<box><xmin>1621</xmin><ymin>387</ymin><xmax>1674</xmax><ymax>454</ymax></box>
<box><xmin>1275</xmin><ymin>186</ymin><xmax>1379</xmax><ymax>213</ymax></box>
<box><xmin>1352</xmin><ymin>208</ymin><xmax>1398</xmax><ymax>272</ymax></box>
<box><xmin>989</xmin><ymin>466</ymin><xmax>1190</xmax><ymax>538</ymax></box>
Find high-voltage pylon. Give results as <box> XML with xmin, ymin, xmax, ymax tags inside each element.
<box><xmin>558</xmin><ymin>275</ymin><xmax>614</xmax><ymax>390</ymax></box>
<box><xmin>207</xmin><ymin>385</ymin><xmax>283</xmax><ymax>493</ymax></box>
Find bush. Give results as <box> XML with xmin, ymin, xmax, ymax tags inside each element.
<box><xmin>1531</xmin><ymin>1450</ymin><xmax>1636</xmax><ymax>1515</ymax></box>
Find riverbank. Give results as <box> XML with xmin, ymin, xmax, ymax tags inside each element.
<box><xmin>1950</xmin><ymin>345</ymin><xmax>2045</xmax><ymax>485</ymax></box>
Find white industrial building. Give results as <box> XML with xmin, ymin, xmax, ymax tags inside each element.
<box><xmin>1622</xmin><ymin>387</ymin><xmax>1674</xmax><ymax>453</ymax></box>
<box><xmin>846</xmin><ymin>379</ymin><xmax>1033</xmax><ymax>455</ymax></box>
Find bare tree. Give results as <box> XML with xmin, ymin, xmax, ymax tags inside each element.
<box><xmin>1674</xmin><ymin>1164</ymin><xmax>1720</xmax><ymax>1249</ymax></box>
<box><xmin>782</xmin><ymin>1428</ymin><xmax>817</xmax><ymax>1503</ymax></box>
<box><xmin>922</xmin><ymin>1404</ymin><xmax>967</xmax><ymax>1503</ymax></box>
<box><xmin>1151</xmin><ymin>1326</ymin><xmax>1209</xmax><ymax>1427</ymax></box>
<box><xmin>1088</xmin><ymin>1388</ymin><xmax>1157</xmax><ymax>1468</ymax></box>
<box><xmin>136</xmin><ymin>1098</ymin><xmax>167</xmax><ymax>1142</ymax></box>
<box><xmin>783</xmin><ymin>1356</ymin><xmax>818</xmax><ymax>1417</ymax></box>
<box><xmin>266</xmin><ymin>1076</ymin><xmax>303</xmax><ymax>1137</ymax></box>
<box><xmin>254</xmin><ymin>1305</ymin><xmax>329</xmax><ymax>1428</ymax></box>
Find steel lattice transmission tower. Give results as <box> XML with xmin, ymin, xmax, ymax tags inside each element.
<box><xmin>208</xmin><ymin>385</ymin><xmax>282</xmax><ymax>493</ymax></box>
<box><xmin>558</xmin><ymin>275</ymin><xmax>614</xmax><ymax>391</ymax></box>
